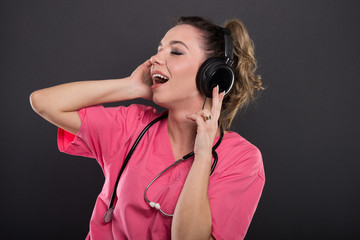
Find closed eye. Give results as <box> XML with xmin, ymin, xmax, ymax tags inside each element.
<box><xmin>171</xmin><ymin>51</ymin><xmax>183</xmax><ymax>55</ymax></box>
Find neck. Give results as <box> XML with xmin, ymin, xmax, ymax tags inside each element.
<box><xmin>166</xmin><ymin>98</ymin><xmax>218</xmax><ymax>159</ymax></box>
<box><xmin>167</xmin><ymin>110</ymin><xmax>197</xmax><ymax>152</ymax></box>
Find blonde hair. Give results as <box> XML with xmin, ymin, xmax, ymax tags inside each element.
<box><xmin>222</xmin><ymin>19</ymin><xmax>264</xmax><ymax>129</ymax></box>
<box><xmin>176</xmin><ymin>17</ymin><xmax>264</xmax><ymax>129</ymax></box>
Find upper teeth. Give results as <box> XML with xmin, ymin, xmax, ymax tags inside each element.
<box><xmin>152</xmin><ymin>73</ymin><xmax>168</xmax><ymax>80</ymax></box>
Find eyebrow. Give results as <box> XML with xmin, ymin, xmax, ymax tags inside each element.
<box><xmin>158</xmin><ymin>40</ymin><xmax>189</xmax><ymax>50</ymax></box>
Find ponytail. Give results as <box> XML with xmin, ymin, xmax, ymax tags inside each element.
<box><xmin>221</xmin><ymin>19</ymin><xmax>264</xmax><ymax>129</ymax></box>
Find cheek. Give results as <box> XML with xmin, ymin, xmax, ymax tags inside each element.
<box><xmin>169</xmin><ymin>61</ymin><xmax>200</xmax><ymax>87</ymax></box>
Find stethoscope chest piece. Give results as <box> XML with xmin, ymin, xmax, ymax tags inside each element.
<box><xmin>103</xmin><ymin>207</ymin><xmax>114</xmax><ymax>223</ymax></box>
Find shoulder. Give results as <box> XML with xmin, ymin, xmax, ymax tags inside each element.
<box><xmin>215</xmin><ymin>131</ymin><xmax>264</xmax><ymax>178</ymax></box>
<box><xmin>76</xmin><ymin>104</ymin><xmax>164</xmax><ymax>142</ymax></box>
<box><xmin>221</xmin><ymin>132</ymin><xmax>261</xmax><ymax>160</ymax></box>
<box><xmin>81</xmin><ymin>104</ymin><xmax>160</xmax><ymax>123</ymax></box>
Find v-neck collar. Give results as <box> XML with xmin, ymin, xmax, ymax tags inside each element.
<box><xmin>162</xmin><ymin>116</ymin><xmax>229</xmax><ymax>164</ymax></box>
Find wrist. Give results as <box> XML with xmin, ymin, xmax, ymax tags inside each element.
<box><xmin>194</xmin><ymin>151</ymin><xmax>212</xmax><ymax>168</ymax></box>
<box><xmin>123</xmin><ymin>77</ymin><xmax>142</xmax><ymax>99</ymax></box>
<box><xmin>127</xmin><ymin>76</ymin><xmax>152</xmax><ymax>100</ymax></box>
<box><xmin>194</xmin><ymin>147</ymin><xmax>212</xmax><ymax>159</ymax></box>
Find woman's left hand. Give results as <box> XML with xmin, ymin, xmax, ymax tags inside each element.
<box><xmin>174</xmin><ymin>86</ymin><xmax>224</xmax><ymax>239</ymax></box>
<box><xmin>186</xmin><ymin>86</ymin><xmax>225</xmax><ymax>158</ymax></box>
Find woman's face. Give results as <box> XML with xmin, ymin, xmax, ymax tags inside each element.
<box><xmin>150</xmin><ymin>24</ymin><xmax>207</xmax><ymax>110</ymax></box>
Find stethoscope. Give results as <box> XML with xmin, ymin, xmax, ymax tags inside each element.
<box><xmin>103</xmin><ymin>112</ymin><xmax>224</xmax><ymax>223</ymax></box>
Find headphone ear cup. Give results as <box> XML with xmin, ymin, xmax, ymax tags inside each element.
<box><xmin>196</xmin><ymin>58</ymin><xmax>235</xmax><ymax>98</ymax></box>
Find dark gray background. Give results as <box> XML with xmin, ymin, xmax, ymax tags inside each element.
<box><xmin>1</xmin><ymin>0</ymin><xmax>359</xmax><ymax>239</ymax></box>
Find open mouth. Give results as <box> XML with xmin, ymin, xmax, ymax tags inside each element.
<box><xmin>152</xmin><ymin>73</ymin><xmax>169</xmax><ymax>84</ymax></box>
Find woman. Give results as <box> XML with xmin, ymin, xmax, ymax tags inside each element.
<box><xmin>30</xmin><ymin>16</ymin><xmax>264</xmax><ymax>240</ymax></box>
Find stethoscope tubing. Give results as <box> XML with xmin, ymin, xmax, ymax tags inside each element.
<box><xmin>104</xmin><ymin>113</ymin><xmax>223</xmax><ymax>222</ymax></box>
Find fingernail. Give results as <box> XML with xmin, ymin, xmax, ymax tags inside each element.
<box><xmin>216</xmin><ymin>85</ymin><xmax>219</xmax><ymax>92</ymax></box>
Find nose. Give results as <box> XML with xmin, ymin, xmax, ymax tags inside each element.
<box><xmin>150</xmin><ymin>52</ymin><xmax>166</xmax><ymax>66</ymax></box>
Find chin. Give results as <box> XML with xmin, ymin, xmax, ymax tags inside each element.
<box><xmin>154</xmin><ymin>95</ymin><xmax>205</xmax><ymax>114</ymax></box>
<box><xmin>152</xmin><ymin>93</ymin><xmax>170</xmax><ymax>109</ymax></box>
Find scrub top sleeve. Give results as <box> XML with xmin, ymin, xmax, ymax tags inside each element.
<box><xmin>209</xmin><ymin>147</ymin><xmax>265</xmax><ymax>240</ymax></box>
<box><xmin>57</xmin><ymin>104</ymin><xmax>155</xmax><ymax>166</ymax></box>
<box><xmin>57</xmin><ymin>107</ymin><xmax>94</xmax><ymax>158</ymax></box>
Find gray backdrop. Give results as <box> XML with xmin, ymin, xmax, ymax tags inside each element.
<box><xmin>1</xmin><ymin>0</ymin><xmax>359</xmax><ymax>239</ymax></box>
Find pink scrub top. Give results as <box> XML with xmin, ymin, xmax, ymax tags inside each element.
<box><xmin>57</xmin><ymin>104</ymin><xmax>265</xmax><ymax>240</ymax></box>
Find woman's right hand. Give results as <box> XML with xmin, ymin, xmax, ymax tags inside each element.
<box><xmin>130</xmin><ymin>59</ymin><xmax>153</xmax><ymax>100</ymax></box>
<box><xmin>30</xmin><ymin>59</ymin><xmax>154</xmax><ymax>135</ymax></box>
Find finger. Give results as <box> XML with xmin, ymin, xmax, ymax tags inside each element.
<box><xmin>219</xmin><ymin>91</ymin><xmax>225</xmax><ymax>102</ymax></box>
<box><xmin>199</xmin><ymin>109</ymin><xmax>212</xmax><ymax>123</ymax></box>
<box><xmin>211</xmin><ymin>85</ymin><xmax>223</xmax><ymax>119</ymax></box>
<box><xmin>187</xmin><ymin>110</ymin><xmax>214</xmax><ymax>126</ymax></box>
<box><xmin>144</xmin><ymin>59</ymin><xmax>152</xmax><ymax>68</ymax></box>
<box><xmin>211</xmin><ymin>85</ymin><xmax>219</xmax><ymax>111</ymax></box>
<box><xmin>186</xmin><ymin>113</ymin><xmax>206</xmax><ymax>128</ymax></box>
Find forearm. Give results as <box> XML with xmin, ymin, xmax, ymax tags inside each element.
<box><xmin>30</xmin><ymin>77</ymin><xmax>147</xmax><ymax>134</ymax></box>
<box><xmin>30</xmin><ymin>77</ymin><xmax>138</xmax><ymax>114</ymax></box>
<box><xmin>172</xmin><ymin>152</ymin><xmax>213</xmax><ymax>240</ymax></box>
<box><xmin>30</xmin><ymin>59</ymin><xmax>153</xmax><ymax>134</ymax></box>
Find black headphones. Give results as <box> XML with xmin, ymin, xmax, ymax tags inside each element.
<box><xmin>196</xmin><ymin>28</ymin><xmax>235</xmax><ymax>98</ymax></box>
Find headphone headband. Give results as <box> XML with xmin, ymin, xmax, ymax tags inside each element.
<box><xmin>222</xmin><ymin>28</ymin><xmax>234</xmax><ymax>66</ymax></box>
